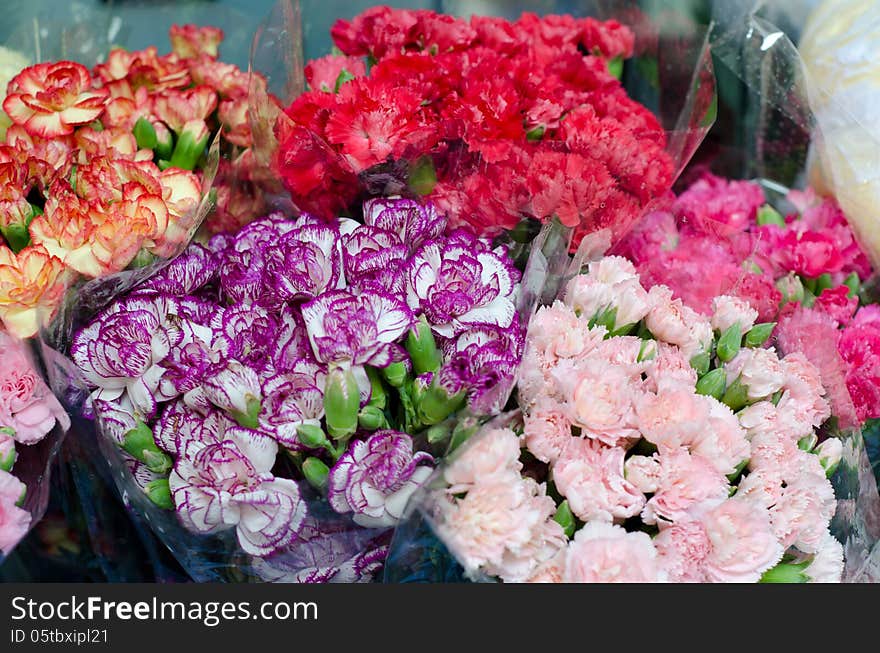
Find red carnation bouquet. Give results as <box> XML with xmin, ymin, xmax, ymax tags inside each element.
<box><xmin>267</xmin><ymin>6</ymin><xmax>716</xmax><ymax>251</ymax></box>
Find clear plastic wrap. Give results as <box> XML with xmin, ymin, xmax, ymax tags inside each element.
<box><xmin>32</xmin><ymin>2</ymin><xmax>716</xmax><ymax>583</ymax></box>
<box><xmin>0</xmin><ymin>333</ymin><xmax>69</xmax><ymax>563</ymax></box>
<box><xmin>385</xmin><ymin>9</ymin><xmax>880</xmax><ymax>583</ymax></box>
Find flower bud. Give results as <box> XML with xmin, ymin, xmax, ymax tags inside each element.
<box><xmin>843</xmin><ymin>272</ymin><xmax>860</xmax><ymax>298</ymax></box>
<box><xmin>776</xmin><ymin>274</ymin><xmax>804</xmax><ymax>305</ymax></box>
<box><xmin>695</xmin><ymin>368</ymin><xmax>727</xmax><ymax>400</ymax></box>
<box><xmin>0</xmin><ymin>427</ymin><xmax>16</xmax><ymax>472</ymax></box>
<box><xmin>690</xmin><ymin>351</ymin><xmax>711</xmax><ymax>376</ymax></box>
<box><xmin>358</xmin><ymin>405</ymin><xmax>387</xmax><ymax>431</ymax></box>
<box><xmin>297</xmin><ymin>424</ymin><xmax>329</xmax><ymax>450</ymax></box>
<box><xmin>0</xmin><ymin>201</ymin><xmax>35</xmax><ymax>253</ymax></box>
<box><xmin>448</xmin><ymin>417</ymin><xmax>479</xmax><ymax>453</ymax></box>
<box><xmin>637</xmin><ymin>339</ymin><xmax>657</xmax><ymax>362</ymax></box>
<box><xmin>324</xmin><ymin>367</ymin><xmax>360</xmax><ymax>440</ymax></box>
<box><xmin>553</xmin><ymin>500</ymin><xmax>576</xmax><ymax>538</ymax></box>
<box><xmin>815</xmin><ymin>273</ymin><xmax>834</xmax><ymax>294</ymax></box>
<box><xmin>121</xmin><ymin>422</ymin><xmax>172</xmax><ymax>474</ymax></box>
<box><xmin>721</xmin><ymin>376</ymin><xmax>749</xmax><ymax>412</ymax></box>
<box><xmin>154</xmin><ymin>121</ymin><xmax>174</xmax><ymax>160</ymax></box>
<box><xmin>303</xmin><ymin>456</ymin><xmax>330</xmax><ymax>491</ymax></box>
<box><xmin>406</xmin><ymin>316</ymin><xmax>443</xmax><ymax>375</ymax></box>
<box><xmin>726</xmin><ymin>458</ymin><xmax>749</xmax><ymax>483</ymax></box>
<box><xmin>745</xmin><ymin>322</ymin><xmax>776</xmax><ymax>347</ymax></box>
<box><xmin>167</xmin><ymin>119</ymin><xmax>209</xmax><ymax>170</ymax></box>
<box><xmin>607</xmin><ymin>55</ymin><xmax>624</xmax><ymax>79</ymax></box>
<box><xmin>231</xmin><ymin>395</ymin><xmax>262</xmax><ymax>430</ymax></box>
<box><xmin>145</xmin><ymin>478</ymin><xmax>174</xmax><ymax>510</ymax></box>
<box><xmin>815</xmin><ymin>437</ymin><xmax>843</xmax><ymax>478</ymax></box>
<box><xmin>759</xmin><ymin>561</ymin><xmax>810</xmax><ymax>583</ymax></box>
<box><xmin>716</xmin><ymin>323</ymin><xmax>742</xmax><ymax>363</ymax></box>
<box><xmin>426</xmin><ymin>422</ymin><xmax>452</xmax><ymax>445</ymax></box>
<box><xmin>797</xmin><ymin>434</ymin><xmax>818</xmax><ymax>451</ymax></box>
<box><xmin>133</xmin><ymin>116</ymin><xmax>158</xmax><ymax>150</ymax></box>
<box><xmin>366</xmin><ymin>367</ymin><xmax>386</xmax><ymax>409</ymax></box>
<box><xmin>417</xmin><ymin>380</ymin><xmax>466</xmax><ymax>426</ymax></box>
<box><xmin>408</xmin><ymin>156</ymin><xmax>437</xmax><ymax>196</ymax></box>
<box><xmin>382</xmin><ymin>361</ymin><xmax>409</xmax><ymax>388</ymax></box>
<box><xmin>756</xmin><ymin>204</ymin><xmax>786</xmax><ymax>227</ymax></box>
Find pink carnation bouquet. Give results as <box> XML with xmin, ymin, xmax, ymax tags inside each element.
<box><xmin>414</xmin><ymin>256</ymin><xmax>859</xmax><ymax>583</ymax></box>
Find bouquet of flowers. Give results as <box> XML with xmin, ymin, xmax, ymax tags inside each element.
<box><xmin>405</xmin><ymin>255</ymin><xmax>851</xmax><ymax>582</ymax></box>
<box><xmin>270</xmin><ymin>6</ymin><xmax>714</xmax><ymax>250</ymax></box>
<box><xmin>63</xmin><ymin>197</ymin><xmax>524</xmax><ymax>581</ymax></box>
<box><xmin>0</xmin><ymin>21</ymin><xmax>270</xmax><ymax>566</ymax></box>
<box><xmin>618</xmin><ymin>175</ymin><xmax>880</xmax><ymax>427</ymax></box>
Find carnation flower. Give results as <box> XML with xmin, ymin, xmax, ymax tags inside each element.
<box><xmin>3</xmin><ymin>62</ymin><xmax>108</xmax><ymax>138</ymax></box>
<box><xmin>711</xmin><ymin>294</ymin><xmax>758</xmax><ymax>334</ymax></box>
<box><xmin>405</xmin><ymin>235</ymin><xmax>518</xmax><ymax>338</ymax></box>
<box><xmin>656</xmin><ymin>499</ymin><xmax>779</xmax><ymax>583</ymax></box>
<box><xmin>641</xmin><ymin>448</ymin><xmax>730</xmax><ymax>525</ymax></box>
<box><xmin>554</xmin><ymin>355</ymin><xmax>642</xmax><ymax>447</ymax></box>
<box><xmin>302</xmin><ymin>289</ymin><xmax>414</xmax><ymax>369</ymax></box>
<box><xmin>362</xmin><ymin>197</ymin><xmax>445</xmax><ymax>253</ymax></box>
<box><xmin>769</xmin><ymin>470</ymin><xmax>836</xmax><ymax>554</ymax></box>
<box><xmin>0</xmin><ymin>469</ymin><xmax>30</xmax><ymax>555</ymax></box>
<box><xmin>804</xmin><ymin>532</ymin><xmax>844</xmax><ymax>583</ymax></box>
<box><xmin>444</xmin><ymin>427</ymin><xmax>522</xmax><ymax>493</ymax></box>
<box><xmin>636</xmin><ymin>382</ymin><xmax>710</xmax><ymax>450</ymax></box>
<box><xmin>259</xmin><ymin>372</ymin><xmax>324</xmax><ymax>450</ymax></box>
<box><xmin>439</xmin><ymin>323</ymin><xmax>523</xmax><ymax>414</ymax></box>
<box><xmin>170</xmin><ymin>439</ymin><xmax>305</xmax><ymax>556</ymax></box>
<box><xmin>0</xmin><ymin>245</ymin><xmax>71</xmax><ymax>338</ymax></box>
<box><xmin>0</xmin><ymin>333</ymin><xmax>70</xmax><ymax>444</ymax></box>
<box><xmin>438</xmin><ymin>475</ymin><xmax>558</xmax><ymax>578</ymax></box>
<box><xmin>71</xmin><ymin>295</ymin><xmax>182</xmax><ymax>419</ymax></box>
<box><xmin>563</xmin><ymin>522</ymin><xmax>663</xmax><ymax>583</ymax></box>
<box><xmin>725</xmin><ymin>347</ymin><xmax>786</xmax><ymax>400</ymax></box>
<box><xmin>265</xmin><ymin>220</ymin><xmax>343</xmax><ymax>301</ymax></box>
<box><xmin>644</xmin><ymin>285</ymin><xmax>712</xmax><ymax>358</ymax></box>
<box><xmin>327</xmin><ymin>430</ymin><xmax>433</xmax><ymax>528</ymax></box>
<box><xmin>169</xmin><ymin>24</ymin><xmax>224</xmax><ymax>60</ymax></box>
<box><xmin>523</xmin><ymin>398</ymin><xmax>573</xmax><ymax>464</ymax></box>
<box><xmin>551</xmin><ymin>438</ymin><xmax>645</xmax><ymax>522</ymax></box>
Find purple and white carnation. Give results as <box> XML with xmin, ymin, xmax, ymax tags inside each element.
<box><xmin>71</xmin><ymin>295</ymin><xmax>184</xmax><ymax>419</ymax></box>
<box><xmin>405</xmin><ymin>233</ymin><xmax>519</xmax><ymax>338</ymax></box>
<box><xmin>327</xmin><ymin>430</ymin><xmax>433</xmax><ymax>528</ymax></box>
<box><xmin>200</xmin><ymin>361</ymin><xmax>262</xmax><ymax>421</ymax></box>
<box><xmin>363</xmin><ymin>197</ymin><xmax>445</xmax><ymax>253</ymax></box>
<box><xmin>211</xmin><ymin>304</ymin><xmax>277</xmax><ymax>373</ymax></box>
<box><xmin>302</xmin><ymin>290</ymin><xmax>414</xmax><ymax>369</ymax></box>
<box><xmin>169</xmin><ymin>439</ymin><xmax>304</xmax><ymax>556</ymax></box>
<box><xmin>439</xmin><ymin>321</ymin><xmax>524</xmax><ymax>414</ymax></box>
<box><xmin>259</xmin><ymin>372</ymin><xmax>325</xmax><ymax>449</ymax></box>
<box><xmin>340</xmin><ymin>225</ymin><xmax>408</xmax><ymax>294</ymax></box>
<box><xmin>136</xmin><ymin>243</ymin><xmax>217</xmax><ymax>296</ymax></box>
<box><xmin>265</xmin><ymin>221</ymin><xmax>343</xmax><ymax>301</ymax></box>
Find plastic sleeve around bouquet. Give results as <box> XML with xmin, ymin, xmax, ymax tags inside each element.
<box><xmin>0</xmin><ymin>332</ymin><xmax>69</xmax><ymax>562</ymax></box>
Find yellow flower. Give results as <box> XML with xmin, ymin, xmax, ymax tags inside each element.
<box><xmin>0</xmin><ymin>245</ymin><xmax>71</xmax><ymax>338</ymax></box>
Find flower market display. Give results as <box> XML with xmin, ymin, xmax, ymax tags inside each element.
<box><xmin>2</xmin><ymin>0</ymin><xmax>880</xmax><ymax>586</ymax></box>
<box><xmin>425</xmin><ymin>256</ymin><xmax>845</xmax><ymax>583</ymax></box>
